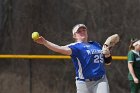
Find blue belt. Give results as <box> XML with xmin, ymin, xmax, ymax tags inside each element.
<box><xmin>76</xmin><ymin>76</ymin><xmax>103</xmax><ymax>82</ymax></box>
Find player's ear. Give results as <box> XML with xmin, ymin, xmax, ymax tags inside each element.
<box><xmin>73</xmin><ymin>34</ymin><xmax>76</xmax><ymax>39</ymax></box>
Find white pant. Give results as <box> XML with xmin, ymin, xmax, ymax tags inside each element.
<box><xmin>75</xmin><ymin>75</ymin><xmax>110</xmax><ymax>93</ymax></box>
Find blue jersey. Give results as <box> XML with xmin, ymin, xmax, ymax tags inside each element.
<box><xmin>68</xmin><ymin>41</ymin><xmax>106</xmax><ymax>79</ymax></box>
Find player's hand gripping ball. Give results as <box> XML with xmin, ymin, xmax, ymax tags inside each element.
<box><xmin>32</xmin><ymin>32</ymin><xmax>40</xmax><ymax>41</ymax></box>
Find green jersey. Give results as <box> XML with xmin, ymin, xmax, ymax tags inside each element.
<box><xmin>127</xmin><ymin>50</ymin><xmax>140</xmax><ymax>80</ymax></box>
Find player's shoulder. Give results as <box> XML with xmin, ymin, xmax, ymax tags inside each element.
<box><xmin>128</xmin><ymin>50</ymin><xmax>135</xmax><ymax>54</ymax></box>
<box><xmin>128</xmin><ymin>50</ymin><xmax>136</xmax><ymax>57</ymax></box>
<box><xmin>128</xmin><ymin>50</ymin><xmax>133</xmax><ymax>53</ymax></box>
<box><xmin>131</xmin><ymin>50</ymin><xmax>140</xmax><ymax>56</ymax></box>
<box><xmin>88</xmin><ymin>41</ymin><xmax>102</xmax><ymax>47</ymax></box>
<box><xmin>66</xmin><ymin>42</ymin><xmax>81</xmax><ymax>47</ymax></box>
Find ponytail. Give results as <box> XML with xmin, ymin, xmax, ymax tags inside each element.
<box><xmin>129</xmin><ymin>38</ymin><xmax>138</xmax><ymax>50</ymax></box>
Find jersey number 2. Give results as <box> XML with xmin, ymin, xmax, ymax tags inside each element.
<box><xmin>94</xmin><ymin>54</ymin><xmax>103</xmax><ymax>63</ymax></box>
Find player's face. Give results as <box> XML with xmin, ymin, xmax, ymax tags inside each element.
<box><xmin>135</xmin><ymin>44</ymin><xmax>140</xmax><ymax>51</ymax></box>
<box><xmin>137</xmin><ymin>45</ymin><xmax>140</xmax><ymax>51</ymax></box>
<box><xmin>73</xmin><ymin>27</ymin><xmax>88</xmax><ymax>42</ymax></box>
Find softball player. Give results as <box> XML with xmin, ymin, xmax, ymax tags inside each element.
<box><xmin>128</xmin><ymin>39</ymin><xmax>140</xmax><ymax>93</ymax></box>
<box><xmin>34</xmin><ymin>24</ymin><xmax>113</xmax><ymax>93</ymax></box>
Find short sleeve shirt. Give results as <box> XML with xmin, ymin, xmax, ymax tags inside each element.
<box><xmin>127</xmin><ymin>50</ymin><xmax>140</xmax><ymax>80</ymax></box>
<box><xmin>67</xmin><ymin>41</ymin><xmax>106</xmax><ymax>79</ymax></box>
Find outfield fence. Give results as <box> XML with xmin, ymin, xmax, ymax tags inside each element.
<box><xmin>0</xmin><ymin>55</ymin><xmax>127</xmax><ymax>60</ymax></box>
<box><xmin>0</xmin><ymin>54</ymin><xmax>127</xmax><ymax>93</ymax></box>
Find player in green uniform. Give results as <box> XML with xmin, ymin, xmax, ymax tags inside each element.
<box><xmin>127</xmin><ymin>39</ymin><xmax>140</xmax><ymax>93</ymax></box>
